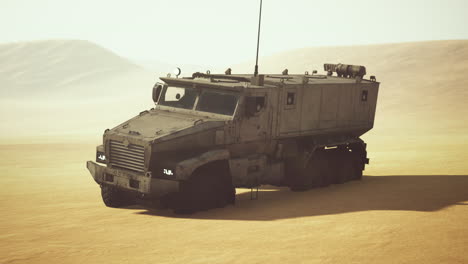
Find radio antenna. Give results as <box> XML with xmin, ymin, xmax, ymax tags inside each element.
<box><xmin>254</xmin><ymin>0</ymin><xmax>263</xmax><ymax>77</ymax></box>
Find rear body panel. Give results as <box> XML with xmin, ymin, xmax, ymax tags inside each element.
<box><xmin>276</xmin><ymin>81</ymin><xmax>379</xmax><ymax>138</ymax></box>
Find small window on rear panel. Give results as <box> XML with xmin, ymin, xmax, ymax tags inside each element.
<box><xmin>287</xmin><ymin>92</ymin><xmax>295</xmax><ymax>105</ymax></box>
<box><xmin>361</xmin><ymin>90</ymin><xmax>368</xmax><ymax>102</ymax></box>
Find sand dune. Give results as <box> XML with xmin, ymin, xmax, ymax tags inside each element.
<box><xmin>0</xmin><ymin>40</ymin><xmax>158</xmax><ymax>141</ymax></box>
<box><xmin>0</xmin><ymin>40</ymin><xmax>143</xmax><ymax>97</ymax></box>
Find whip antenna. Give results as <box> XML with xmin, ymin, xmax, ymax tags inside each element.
<box><xmin>254</xmin><ymin>0</ymin><xmax>263</xmax><ymax>77</ymax></box>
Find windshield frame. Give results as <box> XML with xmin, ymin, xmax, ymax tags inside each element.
<box><xmin>155</xmin><ymin>85</ymin><xmax>240</xmax><ymax>119</ymax></box>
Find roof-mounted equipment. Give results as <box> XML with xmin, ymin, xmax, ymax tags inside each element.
<box><xmin>324</xmin><ymin>63</ymin><xmax>366</xmax><ymax>78</ymax></box>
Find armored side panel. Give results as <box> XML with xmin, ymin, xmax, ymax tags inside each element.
<box><xmin>276</xmin><ymin>79</ymin><xmax>379</xmax><ymax>138</ymax></box>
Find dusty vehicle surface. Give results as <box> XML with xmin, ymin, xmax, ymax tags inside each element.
<box><xmin>87</xmin><ymin>63</ymin><xmax>380</xmax><ymax>213</ymax></box>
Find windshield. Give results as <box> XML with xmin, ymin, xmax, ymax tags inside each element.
<box><xmin>158</xmin><ymin>85</ymin><xmax>239</xmax><ymax>116</ymax></box>
<box><xmin>196</xmin><ymin>91</ymin><xmax>239</xmax><ymax>116</ymax></box>
<box><xmin>158</xmin><ymin>86</ymin><xmax>197</xmax><ymax>110</ymax></box>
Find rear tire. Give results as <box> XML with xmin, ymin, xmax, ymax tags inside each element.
<box><xmin>287</xmin><ymin>149</ymin><xmax>328</xmax><ymax>191</ymax></box>
<box><xmin>349</xmin><ymin>142</ymin><xmax>366</xmax><ymax>180</ymax></box>
<box><xmin>287</xmin><ymin>155</ymin><xmax>311</xmax><ymax>192</ymax></box>
<box><xmin>336</xmin><ymin>150</ymin><xmax>354</xmax><ymax>183</ymax></box>
<box><xmin>325</xmin><ymin>151</ymin><xmax>342</xmax><ymax>184</ymax></box>
<box><xmin>317</xmin><ymin>152</ymin><xmax>332</xmax><ymax>187</ymax></box>
<box><xmin>350</xmin><ymin>153</ymin><xmax>364</xmax><ymax>180</ymax></box>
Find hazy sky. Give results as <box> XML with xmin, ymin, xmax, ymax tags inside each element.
<box><xmin>2</xmin><ymin>0</ymin><xmax>467</xmax><ymax>66</ymax></box>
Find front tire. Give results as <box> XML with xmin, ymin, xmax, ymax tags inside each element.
<box><xmin>169</xmin><ymin>162</ymin><xmax>235</xmax><ymax>214</ymax></box>
<box><xmin>101</xmin><ymin>185</ymin><xmax>134</xmax><ymax>208</ymax></box>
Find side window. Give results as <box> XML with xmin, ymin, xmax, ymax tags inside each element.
<box><xmin>254</xmin><ymin>96</ymin><xmax>265</xmax><ymax>111</ymax></box>
<box><xmin>287</xmin><ymin>92</ymin><xmax>295</xmax><ymax>105</ymax></box>
<box><xmin>361</xmin><ymin>90</ymin><xmax>368</xmax><ymax>102</ymax></box>
<box><xmin>164</xmin><ymin>87</ymin><xmax>185</xmax><ymax>101</ymax></box>
<box><xmin>284</xmin><ymin>89</ymin><xmax>297</xmax><ymax>110</ymax></box>
<box><xmin>245</xmin><ymin>96</ymin><xmax>266</xmax><ymax>117</ymax></box>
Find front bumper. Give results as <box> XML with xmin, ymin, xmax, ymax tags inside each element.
<box><xmin>86</xmin><ymin>161</ymin><xmax>179</xmax><ymax>198</ymax></box>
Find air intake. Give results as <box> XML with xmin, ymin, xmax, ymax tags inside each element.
<box><xmin>109</xmin><ymin>140</ymin><xmax>145</xmax><ymax>173</ymax></box>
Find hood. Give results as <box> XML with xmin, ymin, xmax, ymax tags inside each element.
<box><xmin>109</xmin><ymin>109</ymin><xmax>226</xmax><ymax>142</ymax></box>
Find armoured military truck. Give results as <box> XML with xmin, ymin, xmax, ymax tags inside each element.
<box><xmin>87</xmin><ymin>63</ymin><xmax>379</xmax><ymax>213</ymax></box>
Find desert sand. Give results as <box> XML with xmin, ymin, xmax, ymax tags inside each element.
<box><xmin>1</xmin><ymin>144</ymin><xmax>467</xmax><ymax>264</ymax></box>
<box><xmin>1</xmin><ymin>40</ymin><xmax>467</xmax><ymax>263</ymax></box>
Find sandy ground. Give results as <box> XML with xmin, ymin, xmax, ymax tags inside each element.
<box><xmin>1</xmin><ymin>143</ymin><xmax>467</xmax><ymax>264</ymax></box>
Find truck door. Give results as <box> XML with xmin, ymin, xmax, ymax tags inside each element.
<box><xmin>239</xmin><ymin>94</ymin><xmax>269</xmax><ymax>142</ymax></box>
<box><xmin>277</xmin><ymin>85</ymin><xmax>302</xmax><ymax>136</ymax></box>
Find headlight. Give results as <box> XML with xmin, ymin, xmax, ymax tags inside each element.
<box><xmin>163</xmin><ymin>168</ymin><xmax>174</xmax><ymax>176</ymax></box>
<box><xmin>96</xmin><ymin>151</ymin><xmax>106</xmax><ymax>164</ymax></box>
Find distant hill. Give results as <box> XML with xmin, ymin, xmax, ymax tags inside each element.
<box><xmin>0</xmin><ymin>40</ymin><xmax>158</xmax><ymax>139</ymax></box>
<box><xmin>0</xmin><ymin>40</ymin><xmax>142</xmax><ymax>93</ymax></box>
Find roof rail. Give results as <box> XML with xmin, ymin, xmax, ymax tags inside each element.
<box><xmin>266</xmin><ymin>75</ymin><xmax>293</xmax><ymax>80</ymax></box>
<box><xmin>192</xmin><ymin>72</ymin><xmax>251</xmax><ymax>82</ymax></box>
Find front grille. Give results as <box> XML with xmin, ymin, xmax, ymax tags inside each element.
<box><xmin>109</xmin><ymin>140</ymin><xmax>145</xmax><ymax>173</ymax></box>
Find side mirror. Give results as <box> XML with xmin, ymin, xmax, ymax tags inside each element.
<box><xmin>152</xmin><ymin>84</ymin><xmax>163</xmax><ymax>103</ymax></box>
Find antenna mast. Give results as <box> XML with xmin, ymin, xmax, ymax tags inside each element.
<box><xmin>254</xmin><ymin>0</ymin><xmax>263</xmax><ymax>77</ymax></box>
